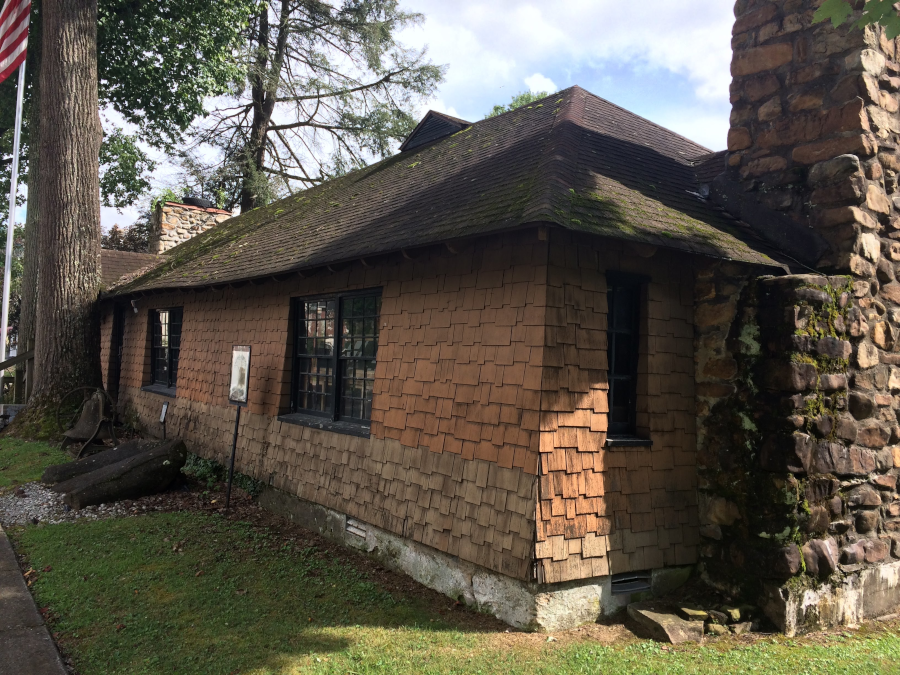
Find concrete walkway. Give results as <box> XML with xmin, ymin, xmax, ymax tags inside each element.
<box><xmin>0</xmin><ymin>525</ymin><xmax>66</xmax><ymax>674</ymax></box>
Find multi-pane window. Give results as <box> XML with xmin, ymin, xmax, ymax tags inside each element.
<box><xmin>293</xmin><ymin>291</ymin><xmax>381</xmax><ymax>424</ymax></box>
<box><xmin>607</xmin><ymin>280</ymin><xmax>641</xmax><ymax>436</ymax></box>
<box><xmin>150</xmin><ymin>307</ymin><xmax>183</xmax><ymax>389</ymax></box>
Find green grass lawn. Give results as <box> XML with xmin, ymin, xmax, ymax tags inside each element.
<box><xmin>0</xmin><ymin>436</ymin><xmax>67</xmax><ymax>490</ymax></box>
<box><xmin>11</xmin><ymin>511</ymin><xmax>900</xmax><ymax>675</ymax></box>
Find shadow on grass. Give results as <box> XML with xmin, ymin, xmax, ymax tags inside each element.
<box><xmin>11</xmin><ymin>510</ymin><xmax>504</xmax><ymax>675</ymax></box>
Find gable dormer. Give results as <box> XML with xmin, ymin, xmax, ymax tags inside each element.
<box><xmin>399</xmin><ymin>111</ymin><xmax>471</xmax><ymax>152</ymax></box>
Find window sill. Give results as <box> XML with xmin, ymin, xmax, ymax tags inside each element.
<box><xmin>606</xmin><ymin>436</ymin><xmax>653</xmax><ymax>448</ymax></box>
<box><xmin>277</xmin><ymin>413</ymin><xmax>371</xmax><ymax>439</ymax></box>
<box><xmin>140</xmin><ymin>384</ymin><xmax>177</xmax><ymax>398</ymax></box>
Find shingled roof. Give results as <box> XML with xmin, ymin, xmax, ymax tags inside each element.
<box><xmin>110</xmin><ymin>86</ymin><xmax>782</xmax><ymax>296</ymax></box>
<box><xmin>100</xmin><ymin>250</ymin><xmax>160</xmax><ymax>289</ymax></box>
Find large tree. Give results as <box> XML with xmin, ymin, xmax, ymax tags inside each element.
<box><xmin>3</xmin><ymin>0</ymin><xmax>258</xmax><ymax>403</ymax></box>
<box><xmin>189</xmin><ymin>0</ymin><xmax>444</xmax><ymax>212</ymax></box>
<box><xmin>31</xmin><ymin>0</ymin><xmax>103</xmax><ymax>402</ymax></box>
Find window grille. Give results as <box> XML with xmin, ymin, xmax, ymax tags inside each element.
<box><xmin>292</xmin><ymin>291</ymin><xmax>381</xmax><ymax>424</ymax></box>
<box><xmin>607</xmin><ymin>279</ymin><xmax>641</xmax><ymax>435</ymax></box>
<box><xmin>150</xmin><ymin>307</ymin><xmax>182</xmax><ymax>389</ymax></box>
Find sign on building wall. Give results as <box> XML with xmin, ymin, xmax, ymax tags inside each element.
<box><xmin>229</xmin><ymin>345</ymin><xmax>251</xmax><ymax>406</ymax></box>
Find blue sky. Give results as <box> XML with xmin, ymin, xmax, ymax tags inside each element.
<box><xmin>399</xmin><ymin>0</ymin><xmax>734</xmax><ymax>149</ymax></box>
<box><xmin>88</xmin><ymin>0</ymin><xmax>735</xmax><ymax>230</ymax></box>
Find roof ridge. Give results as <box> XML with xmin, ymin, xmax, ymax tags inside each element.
<box><xmin>519</xmin><ymin>86</ymin><xmax>587</xmax><ymax>223</ymax></box>
<box><xmin>576</xmin><ymin>88</ymin><xmax>715</xmax><ymax>158</ymax></box>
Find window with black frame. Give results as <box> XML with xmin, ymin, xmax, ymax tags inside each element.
<box><xmin>150</xmin><ymin>307</ymin><xmax>183</xmax><ymax>389</ymax></box>
<box><xmin>607</xmin><ymin>279</ymin><xmax>641</xmax><ymax>436</ymax></box>
<box><xmin>293</xmin><ymin>291</ymin><xmax>381</xmax><ymax>425</ymax></box>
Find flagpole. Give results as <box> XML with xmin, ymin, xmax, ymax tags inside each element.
<box><xmin>1</xmin><ymin>59</ymin><xmax>25</xmax><ymax>365</ymax></box>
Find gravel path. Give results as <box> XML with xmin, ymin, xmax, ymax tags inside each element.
<box><xmin>0</xmin><ymin>482</ymin><xmax>137</xmax><ymax>527</ymax></box>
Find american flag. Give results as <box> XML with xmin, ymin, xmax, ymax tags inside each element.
<box><xmin>0</xmin><ymin>0</ymin><xmax>29</xmax><ymax>85</ymax></box>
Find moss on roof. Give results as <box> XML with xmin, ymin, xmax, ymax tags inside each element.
<box><xmin>112</xmin><ymin>86</ymin><xmax>779</xmax><ymax>296</ymax></box>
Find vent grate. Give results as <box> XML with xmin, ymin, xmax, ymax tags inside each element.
<box><xmin>346</xmin><ymin>518</ymin><xmax>367</xmax><ymax>539</ymax></box>
<box><xmin>611</xmin><ymin>570</ymin><xmax>651</xmax><ymax>595</ymax></box>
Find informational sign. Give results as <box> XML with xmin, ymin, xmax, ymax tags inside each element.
<box><xmin>229</xmin><ymin>345</ymin><xmax>251</xmax><ymax>406</ymax></box>
<box><xmin>159</xmin><ymin>402</ymin><xmax>169</xmax><ymax>424</ymax></box>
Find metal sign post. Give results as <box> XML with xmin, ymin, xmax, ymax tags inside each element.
<box><xmin>159</xmin><ymin>402</ymin><xmax>168</xmax><ymax>440</ymax></box>
<box><xmin>225</xmin><ymin>345</ymin><xmax>251</xmax><ymax>511</ymax></box>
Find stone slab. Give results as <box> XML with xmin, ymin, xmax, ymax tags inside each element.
<box><xmin>627</xmin><ymin>601</ymin><xmax>704</xmax><ymax>644</ymax></box>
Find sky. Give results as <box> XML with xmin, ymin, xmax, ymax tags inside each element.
<box><xmin>92</xmin><ymin>0</ymin><xmax>735</xmax><ymax>231</ymax></box>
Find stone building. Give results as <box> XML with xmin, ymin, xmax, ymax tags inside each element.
<box><xmin>96</xmin><ymin>0</ymin><xmax>900</xmax><ymax>634</ymax></box>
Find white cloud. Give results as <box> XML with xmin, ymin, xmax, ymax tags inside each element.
<box><xmin>524</xmin><ymin>73</ymin><xmax>557</xmax><ymax>94</ymax></box>
<box><xmin>426</xmin><ymin>98</ymin><xmax>462</xmax><ymax>119</ymax></box>
<box><xmin>399</xmin><ymin>0</ymin><xmax>735</xmax><ymax>145</ymax></box>
<box><xmin>402</xmin><ymin>0</ymin><xmax>733</xmax><ymax>100</ymax></box>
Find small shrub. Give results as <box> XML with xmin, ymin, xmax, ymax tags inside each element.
<box><xmin>182</xmin><ymin>452</ymin><xmax>264</xmax><ymax>497</ymax></box>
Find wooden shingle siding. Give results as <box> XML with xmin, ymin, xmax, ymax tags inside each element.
<box><xmin>534</xmin><ymin>233</ymin><xmax>700</xmax><ymax>583</ymax></box>
<box><xmin>109</xmin><ymin>231</ymin><xmax>544</xmax><ymax>581</ymax></box>
<box><xmin>106</xmin><ymin>228</ymin><xmax>702</xmax><ymax>586</ymax></box>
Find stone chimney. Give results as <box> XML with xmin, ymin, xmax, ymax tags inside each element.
<box><xmin>705</xmin><ymin>1</ymin><xmax>900</xmax><ymax>635</ymax></box>
<box><xmin>148</xmin><ymin>201</ymin><xmax>232</xmax><ymax>254</ymax></box>
<box><xmin>727</xmin><ymin>0</ymin><xmax>899</xmax><ymax>273</ymax></box>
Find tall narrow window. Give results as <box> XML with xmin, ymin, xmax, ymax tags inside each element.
<box><xmin>607</xmin><ymin>279</ymin><xmax>641</xmax><ymax>436</ymax></box>
<box><xmin>150</xmin><ymin>307</ymin><xmax>183</xmax><ymax>389</ymax></box>
<box><xmin>293</xmin><ymin>291</ymin><xmax>381</xmax><ymax>425</ymax></box>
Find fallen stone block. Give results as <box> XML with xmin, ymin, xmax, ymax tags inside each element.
<box><xmin>677</xmin><ymin>605</ymin><xmax>708</xmax><ymax>622</ymax></box>
<box><xmin>627</xmin><ymin>602</ymin><xmax>703</xmax><ymax>644</ymax></box>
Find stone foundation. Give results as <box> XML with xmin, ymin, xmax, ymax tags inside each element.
<box><xmin>761</xmin><ymin>561</ymin><xmax>900</xmax><ymax>636</ymax></box>
<box><xmin>258</xmin><ymin>485</ymin><xmax>690</xmax><ymax>631</ymax></box>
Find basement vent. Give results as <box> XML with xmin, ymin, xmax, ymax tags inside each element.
<box><xmin>611</xmin><ymin>570</ymin><xmax>651</xmax><ymax>595</ymax></box>
<box><xmin>346</xmin><ymin>518</ymin><xmax>367</xmax><ymax>539</ymax></box>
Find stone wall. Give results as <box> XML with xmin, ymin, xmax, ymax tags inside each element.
<box><xmin>717</xmin><ymin>0</ymin><xmax>900</xmax><ymax>632</ymax></box>
<box><xmin>693</xmin><ymin>266</ymin><xmax>900</xmax><ymax>633</ymax></box>
<box><xmin>148</xmin><ymin>202</ymin><xmax>232</xmax><ymax>254</ymax></box>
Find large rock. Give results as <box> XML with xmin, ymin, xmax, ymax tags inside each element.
<box><xmin>848</xmin><ymin>392</ymin><xmax>876</xmax><ymax>420</ymax></box>
<box><xmin>702</xmin><ymin>497</ymin><xmax>741</xmax><ymax>526</ymax></box>
<box><xmin>627</xmin><ymin>602</ymin><xmax>703</xmax><ymax>644</ymax></box>
<box><xmin>802</xmin><ymin>538</ymin><xmax>838</xmax><ymax>578</ymax></box>
<box><xmin>765</xmin><ymin>544</ymin><xmax>802</xmax><ymax>579</ymax></box>
<box><xmin>846</xmin><ymin>484</ymin><xmax>882</xmax><ymax>508</ymax></box>
<box><xmin>814</xmin><ymin>442</ymin><xmax>875</xmax><ymax>476</ymax></box>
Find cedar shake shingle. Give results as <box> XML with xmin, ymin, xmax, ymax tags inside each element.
<box><xmin>109</xmin><ymin>86</ymin><xmax>780</xmax><ymax>297</ymax></box>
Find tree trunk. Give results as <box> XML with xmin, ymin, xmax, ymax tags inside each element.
<box><xmin>55</xmin><ymin>439</ymin><xmax>187</xmax><ymax>510</ymax></box>
<box><xmin>31</xmin><ymin>0</ymin><xmax>102</xmax><ymax>405</ymax></box>
<box><xmin>19</xmin><ymin>0</ymin><xmax>42</xmax><ymax>401</ymax></box>
<box><xmin>41</xmin><ymin>438</ymin><xmax>160</xmax><ymax>484</ymax></box>
<box><xmin>239</xmin><ymin>0</ymin><xmax>289</xmax><ymax>213</ymax></box>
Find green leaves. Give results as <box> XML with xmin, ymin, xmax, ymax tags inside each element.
<box><xmin>813</xmin><ymin>0</ymin><xmax>900</xmax><ymax>39</ymax></box>
<box><xmin>99</xmin><ymin>128</ymin><xmax>156</xmax><ymax>210</ymax></box>
<box><xmin>484</xmin><ymin>91</ymin><xmax>551</xmax><ymax>119</ymax></box>
<box><xmin>813</xmin><ymin>0</ymin><xmax>855</xmax><ymax>27</ymax></box>
<box><xmin>98</xmin><ymin>0</ymin><xmax>260</xmax><ymax>148</ymax></box>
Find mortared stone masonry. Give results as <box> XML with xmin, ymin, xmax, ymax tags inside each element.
<box><xmin>692</xmin><ymin>0</ymin><xmax>900</xmax><ymax>634</ymax></box>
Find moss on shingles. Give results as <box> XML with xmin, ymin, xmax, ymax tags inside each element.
<box><xmin>111</xmin><ymin>93</ymin><xmax>778</xmax><ymax>297</ymax></box>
